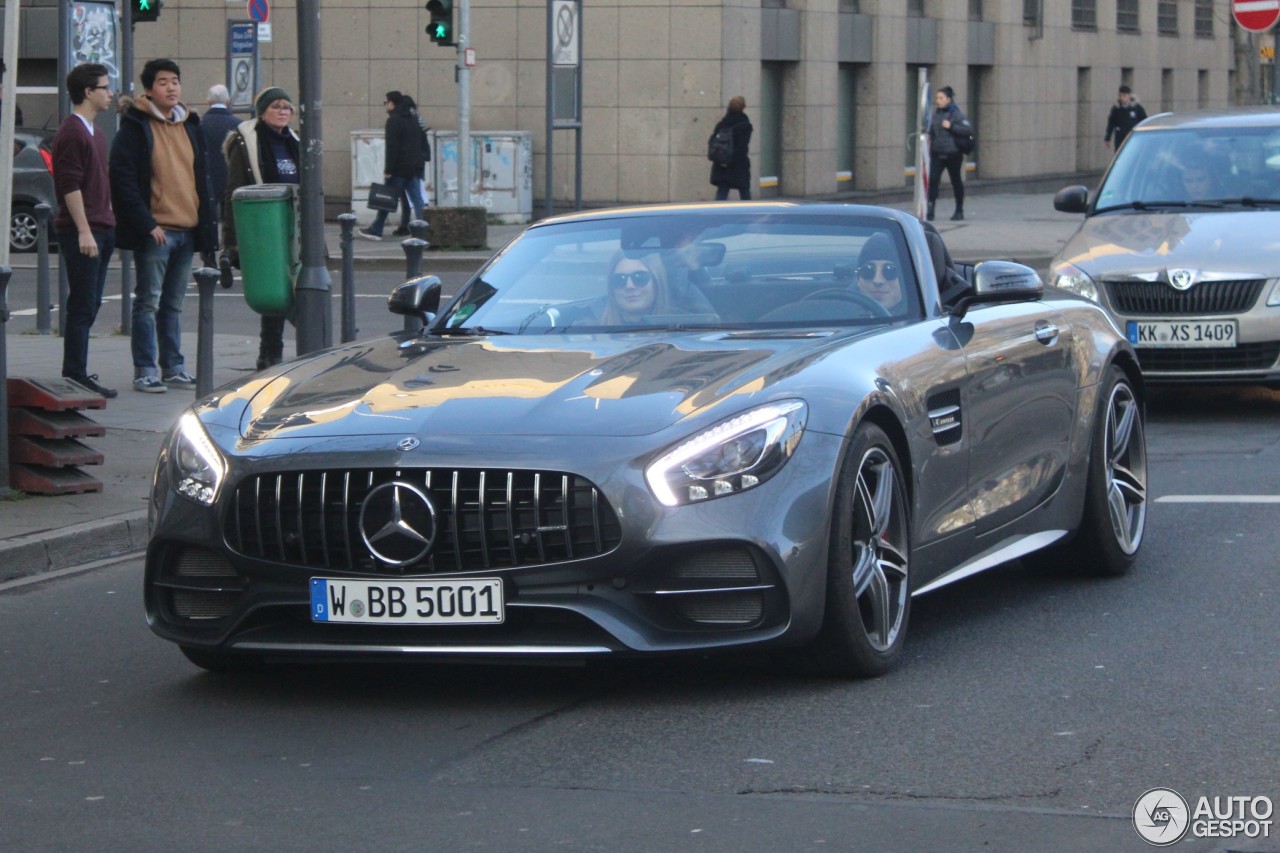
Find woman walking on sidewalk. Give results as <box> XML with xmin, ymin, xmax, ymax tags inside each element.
<box><xmin>927</xmin><ymin>86</ymin><xmax>973</xmax><ymax>222</ymax></box>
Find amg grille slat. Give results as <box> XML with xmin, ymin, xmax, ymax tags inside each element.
<box><xmin>225</xmin><ymin>467</ymin><xmax>621</xmax><ymax>574</ymax></box>
<box><xmin>1106</xmin><ymin>279</ymin><xmax>1264</xmax><ymax>315</ymax></box>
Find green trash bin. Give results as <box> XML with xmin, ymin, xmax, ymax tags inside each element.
<box><xmin>231</xmin><ymin>183</ymin><xmax>298</xmax><ymax>316</ymax></box>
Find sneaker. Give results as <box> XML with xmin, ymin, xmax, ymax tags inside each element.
<box><xmin>134</xmin><ymin>376</ymin><xmax>167</xmax><ymax>394</ymax></box>
<box><xmin>68</xmin><ymin>374</ymin><xmax>118</xmax><ymax>399</ymax></box>
<box><xmin>357</xmin><ymin>227</ymin><xmax>383</xmax><ymax>242</ymax></box>
<box><xmin>391</xmin><ymin>228</ymin><xmax>411</xmax><ymax>237</ymax></box>
<box><xmin>162</xmin><ymin>371</ymin><xmax>198</xmax><ymax>390</ymax></box>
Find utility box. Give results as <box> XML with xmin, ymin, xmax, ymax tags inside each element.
<box><xmin>433</xmin><ymin>131</ymin><xmax>533</xmax><ymax>224</ymax></box>
<box><xmin>350</xmin><ymin>129</ymin><xmax>436</xmax><ymax>226</ymax></box>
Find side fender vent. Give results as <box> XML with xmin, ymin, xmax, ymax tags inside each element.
<box><xmin>927</xmin><ymin>388</ymin><xmax>963</xmax><ymax>446</ymax></box>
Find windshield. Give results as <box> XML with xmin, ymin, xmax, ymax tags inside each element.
<box><xmin>1096</xmin><ymin>125</ymin><xmax>1280</xmax><ymax>209</ymax></box>
<box><xmin>435</xmin><ymin>212</ymin><xmax>921</xmax><ymax>334</ymax></box>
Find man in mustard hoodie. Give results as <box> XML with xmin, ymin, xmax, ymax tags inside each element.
<box><xmin>110</xmin><ymin>58</ymin><xmax>217</xmax><ymax>393</ymax></box>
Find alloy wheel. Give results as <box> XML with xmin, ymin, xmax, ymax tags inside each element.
<box><xmin>1105</xmin><ymin>382</ymin><xmax>1147</xmax><ymax>555</ymax></box>
<box><xmin>850</xmin><ymin>447</ymin><xmax>909</xmax><ymax>651</ymax></box>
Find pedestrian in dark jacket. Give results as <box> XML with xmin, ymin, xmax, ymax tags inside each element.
<box><xmin>53</xmin><ymin>62</ymin><xmax>117</xmax><ymax>398</ymax></box>
<box><xmin>221</xmin><ymin>86</ymin><xmax>301</xmax><ymax>371</ymax></box>
<box><xmin>709</xmin><ymin>95</ymin><xmax>753</xmax><ymax>201</ymax></box>
<box><xmin>358</xmin><ymin>90</ymin><xmax>427</xmax><ymax>240</ymax></box>
<box><xmin>1105</xmin><ymin>85</ymin><xmax>1147</xmax><ymax>153</ymax></box>
<box><xmin>109</xmin><ymin>58</ymin><xmax>217</xmax><ymax>394</ymax></box>
<box><xmin>926</xmin><ymin>85</ymin><xmax>973</xmax><ymax>221</ymax></box>
<box><xmin>201</xmin><ymin>83</ymin><xmax>241</xmax><ymax>223</ymax></box>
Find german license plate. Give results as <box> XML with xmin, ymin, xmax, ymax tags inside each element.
<box><xmin>1126</xmin><ymin>319</ymin><xmax>1238</xmax><ymax>348</ymax></box>
<box><xmin>310</xmin><ymin>578</ymin><xmax>504</xmax><ymax>625</ymax></box>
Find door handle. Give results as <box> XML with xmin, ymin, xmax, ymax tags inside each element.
<box><xmin>1034</xmin><ymin>322</ymin><xmax>1059</xmax><ymax>344</ymax></box>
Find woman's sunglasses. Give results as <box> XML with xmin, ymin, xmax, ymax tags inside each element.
<box><xmin>858</xmin><ymin>260</ymin><xmax>899</xmax><ymax>282</ymax></box>
<box><xmin>610</xmin><ymin>270</ymin><xmax>654</xmax><ymax>289</ymax></box>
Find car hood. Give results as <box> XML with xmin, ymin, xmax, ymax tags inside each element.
<box><xmin>1055</xmin><ymin>209</ymin><xmax>1280</xmax><ymax>277</ymax></box>
<box><xmin>231</xmin><ymin>332</ymin><xmax>845</xmax><ymax>441</ymax></box>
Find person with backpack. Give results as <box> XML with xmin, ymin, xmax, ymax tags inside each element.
<box><xmin>926</xmin><ymin>85</ymin><xmax>973</xmax><ymax>222</ymax></box>
<box><xmin>708</xmin><ymin>95</ymin><xmax>753</xmax><ymax>201</ymax></box>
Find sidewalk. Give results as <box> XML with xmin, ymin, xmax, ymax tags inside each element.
<box><xmin>0</xmin><ymin>189</ymin><xmax>1086</xmax><ymax>581</ymax></box>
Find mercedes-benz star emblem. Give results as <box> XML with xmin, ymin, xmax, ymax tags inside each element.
<box><xmin>397</xmin><ymin>437</ymin><xmax>420</xmax><ymax>452</ymax></box>
<box><xmin>359</xmin><ymin>481</ymin><xmax>437</xmax><ymax>566</ymax></box>
<box><xmin>1168</xmin><ymin>269</ymin><xmax>1195</xmax><ymax>291</ymax></box>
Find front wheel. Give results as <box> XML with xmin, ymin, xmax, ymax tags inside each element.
<box><xmin>808</xmin><ymin>423</ymin><xmax>911</xmax><ymax>677</ymax></box>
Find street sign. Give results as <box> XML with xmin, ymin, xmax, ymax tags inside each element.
<box><xmin>1233</xmin><ymin>0</ymin><xmax>1280</xmax><ymax>33</ymax></box>
<box><xmin>247</xmin><ymin>0</ymin><xmax>269</xmax><ymax>24</ymax></box>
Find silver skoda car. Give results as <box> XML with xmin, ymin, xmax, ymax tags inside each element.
<box><xmin>1052</xmin><ymin>108</ymin><xmax>1280</xmax><ymax>385</ymax></box>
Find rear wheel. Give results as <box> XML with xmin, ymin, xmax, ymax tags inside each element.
<box><xmin>10</xmin><ymin>203</ymin><xmax>38</xmax><ymax>253</ymax></box>
<box><xmin>809</xmin><ymin>423</ymin><xmax>911</xmax><ymax>677</ymax></box>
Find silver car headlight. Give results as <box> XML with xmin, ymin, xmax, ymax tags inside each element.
<box><xmin>171</xmin><ymin>412</ymin><xmax>226</xmax><ymax>506</ymax></box>
<box><xmin>1052</xmin><ymin>262</ymin><xmax>1099</xmax><ymax>302</ymax></box>
<box><xmin>1268</xmin><ymin>279</ymin><xmax>1280</xmax><ymax>307</ymax></box>
<box><xmin>645</xmin><ymin>400</ymin><xmax>806</xmax><ymax>507</ymax></box>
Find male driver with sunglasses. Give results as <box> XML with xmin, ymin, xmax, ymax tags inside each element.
<box><xmin>854</xmin><ymin>232</ymin><xmax>904</xmax><ymax>313</ymax></box>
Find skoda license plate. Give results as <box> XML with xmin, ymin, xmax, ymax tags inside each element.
<box><xmin>310</xmin><ymin>578</ymin><xmax>504</xmax><ymax>625</ymax></box>
<box><xmin>1126</xmin><ymin>319</ymin><xmax>1237</xmax><ymax>348</ymax></box>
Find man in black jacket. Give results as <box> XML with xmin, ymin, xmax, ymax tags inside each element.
<box><xmin>358</xmin><ymin>91</ymin><xmax>427</xmax><ymax>240</ymax></box>
<box><xmin>1105</xmin><ymin>85</ymin><xmax>1147</xmax><ymax>153</ymax></box>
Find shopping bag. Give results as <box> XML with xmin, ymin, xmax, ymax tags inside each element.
<box><xmin>367</xmin><ymin>182</ymin><xmax>399</xmax><ymax>212</ymax></box>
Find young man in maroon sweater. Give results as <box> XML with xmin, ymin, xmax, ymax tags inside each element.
<box><xmin>53</xmin><ymin>62</ymin><xmax>117</xmax><ymax>398</ymax></box>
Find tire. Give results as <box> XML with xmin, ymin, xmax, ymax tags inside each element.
<box><xmin>1060</xmin><ymin>365</ymin><xmax>1148</xmax><ymax>576</ymax></box>
<box><xmin>10</xmin><ymin>203</ymin><xmax>38</xmax><ymax>253</ymax></box>
<box><xmin>809</xmin><ymin>423</ymin><xmax>912</xmax><ymax>677</ymax></box>
<box><xmin>179</xmin><ymin>645</ymin><xmax>262</xmax><ymax>674</ymax></box>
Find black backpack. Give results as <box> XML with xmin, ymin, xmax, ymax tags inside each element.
<box><xmin>954</xmin><ymin>127</ymin><xmax>975</xmax><ymax>155</ymax></box>
<box><xmin>707</xmin><ymin>126</ymin><xmax>735</xmax><ymax>166</ymax></box>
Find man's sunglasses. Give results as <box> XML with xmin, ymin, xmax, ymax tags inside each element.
<box><xmin>609</xmin><ymin>270</ymin><xmax>654</xmax><ymax>288</ymax></box>
<box><xmin>858</xmin><ymin>260</ymin><xmax>899</xmax><ymax>281</ymax></box>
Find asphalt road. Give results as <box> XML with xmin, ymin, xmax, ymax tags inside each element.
<box><xmin>2</xmin><ymin>386</ymin><xmax>1278</xmax><ymax>851</ymax></box>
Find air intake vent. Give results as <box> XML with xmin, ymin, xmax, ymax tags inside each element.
<box><xmin>1136</xmin><ymin>342</ymin><xmax>1280</xmax><ymax>373</ymax></box>
<box><xmin>667</xmin><ymin>547</ymin><xmax>760</xmax><ymax>580</ymax></box>
<box><xmin>673</xmin><ymin>591</ymin><xmax>765</xmax><ymax>626</ymax></box>
<box><xmin>927</xmin><ymin>388</ymin><xmax>962</xmax><ymax>446</ymax></box>
<box><xmin>175</xmin><ymin>549</ymin><xmax>237</xmax><ymax>578</ymax></box>
<box><xmin>224</xmin><ymin>468</ymin><xmax>622</xmax><ymax>573</ymax></box>
<box><xmin>169</xmin><ymin>589</ymin><xmax>238</xmax><ymax>620</ymax></box>
<box><xmin>1106</xmin><ymin>279</ymin><xmax>1264</xmax><ymax>315</ymax></box>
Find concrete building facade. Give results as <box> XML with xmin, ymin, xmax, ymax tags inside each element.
<box><xmin>5</xmin><ymin>0</ymin><xmax>1238</xmax><ymax>212</ymax></box>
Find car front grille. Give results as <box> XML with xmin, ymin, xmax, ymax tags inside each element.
<box><xmin>1136</xmin><ymin>342</ymin><xmax>1280</xmax><ymax>373</ymax></box>
<box><xmin>1106</xmin><ymin>279</ymin><xmax>1265</xmax><ymax>315</ymax></box>
<box><xmin>223</xmin><ymin>468</ymin><xmax>622</xmax><ymax>573</ymax></box>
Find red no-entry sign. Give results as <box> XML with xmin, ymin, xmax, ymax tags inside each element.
<box><xmin>1234</xmin><ymin>0</ymin><xmax>1280</xmax><ymax>33</ymax></box>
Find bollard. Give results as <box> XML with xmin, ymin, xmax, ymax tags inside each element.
<box><xmin>338</xmin><ymin>213</ymin><xmax>358</xmax><ymax>343</ymax></box>
<box><xmin>401</xmin><ymin>238</ymin><xmax>429</xmax><ymax>335</ymax></box>
<box><xmin>119</xmin><ymin>250</ymin><xmax>133</xmax><ymax>335</ymax></box>
<box><xmin>408</xmin><ymin>218</ymin><xmax>430</xmax><ymax>242</ymax></box>
<box><xmin>193</xmin><ymin>267</ymin><xmax>220</xmax><ymax>398</ymax></box>
<box><xmin>34</xmin><ymin>203</ymin><xmax>52</xmax><ymax>335</ymax></box>
<box><xmin>0</xmin><ymin>266</ymin><xmax>13</xmax><ymax>493</ymax></box>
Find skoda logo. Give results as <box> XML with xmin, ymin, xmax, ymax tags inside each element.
<box><xmin>1168</xmin><ymin>269</ymin><xmax>1195</xmax><ymax>291</ymax></box>
<box><xmin>359</xmin><ymin>481</ymin><xmax>436</xmax><ymax>566</ymax></box>
<box><xmin>397</xmin><ymin>437</ymin><xmax>420</xmax><ymax>452</ymax></box>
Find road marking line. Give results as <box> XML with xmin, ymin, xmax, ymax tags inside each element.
<box><xmin>1156</xmin><ymin>495</ymin><xmax>1280</xmax><ymax>503</ymax></box>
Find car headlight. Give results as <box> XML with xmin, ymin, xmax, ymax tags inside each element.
<box><xmin>1268</xmin><ymin>279</ymin><xmax>1280</xmax><ymax>307</ymax></box>
<box><xmin>1052</xmin><ymin>262</ymin><xmax>1099</xmax><ymax>302</ymax></box>
<box><xmin>645</xmin><ymin>400</ymin><xmax>806</xmax><ymax>507</ymax></box>
<box><xmin>171</xmin><ymin>412</ymin><xmax>226</xmax><ymax>506</ymax></box>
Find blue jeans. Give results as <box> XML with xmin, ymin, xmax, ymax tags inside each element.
<box><xmin>368</xmin><ymin>176</ymin><xmax>426</xmax><ymax>236</ymax></box>
<box><xmin>58</xmin><ymin>229</ymin><xmax>116</xmax><ymax>380</ymax></box>
<box><xmin>131</xmin><ymin>229</ymin><xmax>195</xmax><ymax>378</ymax></box>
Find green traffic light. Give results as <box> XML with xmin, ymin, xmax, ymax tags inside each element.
<box><xmin>139</xmin><ymin>0</ymin><xmax>152</xmax><ymax>8</ymax></box>
<box><xmin>433</xmin><ymin>23</ymin><xmax>446</xmax><ymax>38</ymax></box>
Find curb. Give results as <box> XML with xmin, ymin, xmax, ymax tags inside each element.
<box><xmin>0</xmin><ymin>511</ymin><xmax>149</xmax><ymax>582</ymax></box>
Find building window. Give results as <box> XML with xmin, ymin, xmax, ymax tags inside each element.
<box><xmin>839</xmin><ymin>0</ymin><xmax>859</xmax><ymax>10</ymax></box>
<box><xmin>970</xmin><ymin>0</ymin><xmax>983</xmax><ymax>20</ymax></box>
<box><xmin>1158</xmin><ymin>0</ymin><xmax>1178</xmax><ymax>35</ymax></box>
<box><xmin>1024</xmin><ymin>0</ymin><xmax>1042</xmax><ymax>27</ymax></box>
<box><xmin>1072</xmin><ymin>0</ymin><xmax>1097</xmax><ymax>30</ymax></box>
<box><xmin>1194</xmin><ymin>0</ymin><xmax>1214</xmax><ymax>37</ymax></box>
<box><xmin>1117</xmin><ymin>0</ymin><xmax>1140</xmax><ymax>33</ymax></box>
<box><xmin>907</xmin><ymin>0</ymin><xmax>924</xmax><ymax>16</ymax></box>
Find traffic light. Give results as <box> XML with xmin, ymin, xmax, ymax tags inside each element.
<box><xmin>132</xmin><ymin>0</ymin><xmax>161</xmax><ymax>23</ymax></box>
<box><xmin>425</xmin><ymin>0</ymin><xmax>454</xmax><ymax>46</ymax></box>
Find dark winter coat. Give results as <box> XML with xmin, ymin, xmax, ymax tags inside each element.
<box><xmin>383</xmin><ymin>102</ymin><xmax>426</xmax><ymax>180</ymax></box>
<box><xmin>201</xmin><ymin>105</ymin><xmax>242</xmax><ymax>212</ymax></box>
<box><xmin>709</xmin><ymin>110</ymin><xmax>753</xmax><ymax>191</ymax></box>
<box><xmin>928</xmin><ymin>103</ymin><xmax>972</xmax><ymax>158</ymax></box>
<box><xmin>109</xmin><ymin>100</ymin><xmax>217</xmax><ymax>254</ymax></box>
<box><xmin>220</xmin><ymin>118</ymin><xmax>301</xmax><ymax>256</ymax></box>
<box><xmin>1105</xmin><ymin>100</ymin><xmax>1148</xmax><ymax>148</ymax></box>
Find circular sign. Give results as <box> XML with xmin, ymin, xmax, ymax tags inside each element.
<box><xmin>248</xmin><ymin>0</ymin><xmax>269</xmax><ymax>24</ymax></box>
<box><xmin>1234</xmin><ymin>0</ymin><xmax>1280</xmax><ymax>33</ymax></box>
<box><xmin>1132</xmin><ymin>787</ymin><xmax>1191</xmax><ymax>846</ymax></box>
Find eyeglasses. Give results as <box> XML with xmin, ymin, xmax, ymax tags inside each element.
<box><xmin>609</xmin><ymin>270</ymin><xmax>654</xmax><ymax>289</ymax></box>
<box><xmin>267</xmin><ymin>102</ymin><xmax>294</xmax><ymax>112</ymax></box>
<box><xmin>858</xmin><ymin>260</ymin><xmax>899</xmax><ymax>281</ymax></box>
<box><xmin>89</xmin><ymin>85</ymin><xmax>111</xmax><ymax>92</ymax></box>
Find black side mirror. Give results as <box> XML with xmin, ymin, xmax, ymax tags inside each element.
<box><xmin>387</xmin><ymin>275</ymin><xmax>442</xmax><ymax>321</ymax></box>
<box><xmin>1053</xmin><ymin>185</ymin><xmax>1090</xmax><ymax>214</ymax></box>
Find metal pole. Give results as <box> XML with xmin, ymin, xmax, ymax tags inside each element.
<box><xmin>338</xmin><ymin>212</ymin><xmax>357</xmax><ymax>343</ymax></box>
<box><xmin>458</xmin><ymin>0</ymin><xmax>471</xmax><ymax>207</ymax></box>
<box><xmin>1</xmin><ymin>0</ymin><xmax>23</xmax><ymax>270</ymax></box>
<box><xmin>0</xmin><ymin>266</ymin><xmax>13</xmax><ymax>494</ymax></box>
<box><xmin>193</xmin><ymin>267</ymin><xmax>218</xmax><ymax>398</ymax></box>
<box><xmin>544</xmin><ymin>1</ymin><xmax>554</xmax><ymax>218</ymax></box>
<box><xmin>401</xmin><ymin>238</ymin><xmax>428</xmax><ymax>334</ymax></box>
<box><xmin>294</xmin><ymin>0</ymin><xmax>333</xmax><ymax>355</ymax></box>
<box><xmin>1274</xmin><ymin>26</ymin><xmax>1280</xmax><ymax>103</ymax></box>
<box><xmin>35</xmin><ymin>203</ymin><xmax>52</xmax><ymax>334</ymax></box>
